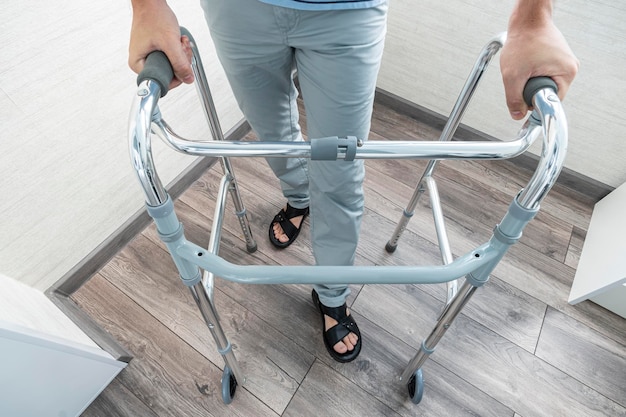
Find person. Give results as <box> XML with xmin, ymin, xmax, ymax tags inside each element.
<box><xmin>129</xmin><ymin>0</ymin><xmax>578</xmax><ymax>363</ymax></box>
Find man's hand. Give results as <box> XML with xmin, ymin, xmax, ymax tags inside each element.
<box><xmin>500</xmin><ymin>1</ymin><xmax>579</xmax><ymax>119</ymax></box>
<box><xmin>129</xmin><ymin>0</ymin><xmax>194</xmax><ymax>89</ymax></box>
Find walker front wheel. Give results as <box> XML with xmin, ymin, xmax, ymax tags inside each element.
<box><xmin>221</xmin><ymin>366</ymin><xmax>238</xmax><ymax>404</ymax></box>
<box><xmin>407</xmin><ymin>368</ymin><xmax>424</xmax><ymax>404</ymax></box>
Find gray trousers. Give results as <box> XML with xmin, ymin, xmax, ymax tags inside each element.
<box><xmin>200</xmin><ymin>0</ymin><xmax>387</xmax><ymax>307</ymax></box>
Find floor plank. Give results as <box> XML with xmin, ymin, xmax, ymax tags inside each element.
<box><xmin>74</xmin><ymin>275</ymin><xmax>278</xmax><ymax>417</ymax></box>
<box><xmin>419</xmin><ymin>274</ymin><xmax>548</xmax><ymax>353</ymax></box>
<box><xmin>353</xmin><ymin>284</ymin><xmax>626</xmax><ymax>417</ymax></box>
<box><xmin>80</xmin><ymin>378</ymin><xmax>158</xmax><ymax>417</ymax></box>
<box><xmin>536</xmin><ymin>307</ymin><xmax>626</xmax><ymax>407</ymax></box>
<box><xmin>565</xmin><ymin>225</ymin><xmax>586</xmax><ymax>269</ymax></box>
<box><xmin>282</xmin><ymin>361</ymin><xmax>402</xmax><ymax>417</ymax></box>
<box><xmin>99</xmin><ymin>230</ymin><xmax>313</xmax><ymax>414</ymax></box>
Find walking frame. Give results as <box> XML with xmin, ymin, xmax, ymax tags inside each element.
<box><xmin>129</xmin><ymin>28</ymin><xmax>567</xmax><ymax>404</ymax></box>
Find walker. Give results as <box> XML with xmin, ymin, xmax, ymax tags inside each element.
<box><xmin>128</xmin><ymin>27</ymin><xmax>567</xmax><ymax>405</ymax></box>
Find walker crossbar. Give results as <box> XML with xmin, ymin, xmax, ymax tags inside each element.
<box><xmin>152</xmin><ymin>118</ymin><xmax>539</xmax><ymax>161</ymax></box>
<box><xmin>128</xmin><ymin>28</ymin><xmax>567</xmax><ymax>405</ymax></box>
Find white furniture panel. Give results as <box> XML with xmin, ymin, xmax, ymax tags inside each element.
<box><xmin>0</xmin><ymin>321</ymin><xmax>126</xmax><ymax>417</ymax></box>
<box><xmin>0</xmin><ymin>274</ymin><xmax>126</xmax><ymax>415</ymax></box>
<box><xmin>569</xmin><ymin>182</ymin><xmax>626</xmax><ymax>318</ymax></box>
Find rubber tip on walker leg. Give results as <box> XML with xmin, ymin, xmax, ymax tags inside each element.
<box><xmin>247</xmin><ymin>243</ymin><xmax>258</xmax><ymax>253</ymax></box>
<box><xmin>385</xmin><ymin>242</ymin><xmax>397</xmax><ymax>253</ymax></box>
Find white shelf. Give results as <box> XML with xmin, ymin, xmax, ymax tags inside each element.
<box><xmin>0</xmin><ymin>274</ymin><xmax>126</xmax><ymax>416</ymax></box>
<box><xmin>569</xmin><ymin>182</ymin><xmax>626</xmax><ymax>318</ymax></box>
<box><xmin>0</xmin><ymin>321</ymin><xmax>126</xmax><ymax>417</ymax></box>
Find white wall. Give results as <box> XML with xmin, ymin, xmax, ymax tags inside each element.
<box><xmin>379</xmin><ymin>0</ymin><xmax>626</xmax><ymax>188</ymax></box>
<box><xmin>0</xmin><ymin>0</ymin><xmax>242</xmax><ymax>291</ymax></box>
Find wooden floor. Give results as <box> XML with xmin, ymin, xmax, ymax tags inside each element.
<box><xmin>73</xmin><ymin>99</ymin><xmax>626</xmax><ymax>417</ymax></box>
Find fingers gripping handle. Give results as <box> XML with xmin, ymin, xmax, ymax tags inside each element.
<box><xmin>523</xmin><ymin>77</ymin><xmax>558</xmax><ymax>107</ymax></box>
<box><xmin>137</xmin><ymin>51</ymin><xmax>174</xmax><ymax>97</ymax></box>
<box><xmin>135</xmin><ymin>27</ymin><xmax>196</xmax><ymax>97</ymax></box>
<box><xmin>179</xmin><ymin>26</ymin><xmax>196</xmax><ymax>45</ymax></box>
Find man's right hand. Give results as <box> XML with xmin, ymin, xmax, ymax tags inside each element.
<box><xmin>129</xmin><ymin>0</ymin><xmax>194</xmax><ymax>89</ymax></box>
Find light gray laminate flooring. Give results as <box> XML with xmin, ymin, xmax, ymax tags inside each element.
<box><xmin>74</xmin><ymin>98</ymin><xmax>626</xmax><ymax>417</ymax></box>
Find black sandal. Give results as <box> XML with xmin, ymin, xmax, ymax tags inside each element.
<box><xmin>268</xmin><ymin>203</ymin><xmax>309</xmax><ymax>249</ymax></box>
<box><xmin>312</xmin><ymin>289</ymin><xmax>362</xmax><ymax>363</ymax></box>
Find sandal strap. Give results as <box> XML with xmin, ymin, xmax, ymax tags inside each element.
<box><xmin>312</xmin><ymin>290</ymin><xmax>362</xmax><ymax>362</ymax></box>
<box><xmin>324</xmin><ymin>316</ymin><xmax>360</xmax><ymax>347</ymax></box>
<box><xmin>272</xmin><ymin>210</ymin><xmax>298</xmax><ymax>236</ymax></box>
<box><xmin>319</xmin><ymin>303</ymin><xmax>349</xmax><ymax>321</ymax></box>
<box><xmin>319</xmin><ymin>302</ymin><xmax>360</xmax><ymax>347</ymax></box>
<box><xmin>283</xmin><ymin>203</ymin><xmax>309</xmax><ymax>219</ymax></box>
<box><xmin>272</xmin><ymin>204</ymin><xmax>309</xmax><ymax>238</ymax></box>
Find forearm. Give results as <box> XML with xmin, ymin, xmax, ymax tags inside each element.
<box><xmin>130</xmin><ymin>0</ymin><xmax>173</xmax><ymax>34</ymax></box>
<box><xmin>131</xmin><ymin>0</ymin><xmax>168</xmax><ymax>12</ymax></box>
<box><xmin>500</xmin><ymin>0</ymin><xmax>578</xmax><ymax>119</ymax></box>
<box><xmin>508</xmin><ymin>0</ymin><xmax>553</xmax><ymax>31</ymax></box>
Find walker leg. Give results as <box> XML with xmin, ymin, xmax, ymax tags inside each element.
<box><xmin>187</xmin><ymin>32</ymin><xmax>257</xmax><ymax>253</ymax></box>
<box><xmin>400</xmin><ymin>280</ymin><xmax>479</xmax><ymax>398</ymax></box>
<box><xmin>222</xmin><ymin>157</ymin><xmax>257</xmax><ymax>253</ymax></box>
<box><xmin>386</xmin><ymin>178</ymin><xmax>428</xmax><ymax>253</ymax></box>
<box><xmin>147</xmin><ymin>197</ymin><xmax>246</xmax><ymax>403</ymax></box>
<box><xmin>189</xmin><ymin>282</ymin><xmax>245</xmax><ymax>404</ymax></box>
<box><xmin>387</xmin><ymin>34</ymin><xmax>505</xmax><ymax>252</ymax></box>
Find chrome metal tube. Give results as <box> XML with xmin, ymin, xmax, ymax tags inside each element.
<box><xmin>426</xmin><ymin>177</ymin><xmax>458</xmax><ymax>303</ymax></box>
<box><xmin>186</xmin><ymin>31</ymin><xmax>256</xmax><ymax>253</ymax></box>
<box><xmin>189</xmin><ymin>50</ymin><xmax>226</xmax><ymax>143</ymax></box>
<box><xmin>426</xmin><ymin>177</ymin><xmax>453</xmax><ymax>266</ymax></box>
<box><xmin>390</xmin><ymin>32</ymin><xmax>506</xmax><ymax>220</ymax></box>
<box><xmin>400</xmin><ymin>280</ymin><xmax>477</xmax><ymax>382</ymax></box>
<box><xmin>437</xmin><ymin>32</ymin><xmax>506</xmax><ymax>145</ymax></box>
<box><xmin>189</xmin><ymin>283</ymin><xmax>246</xmax><ymax>385</ymax></box>
<box><xmin>385</xmin><ymin>32</ymin><xmax>507</xmax><ymax>254</ymax></box>
<box><xmin>385</xmin><ymin>180</ymin><xmax>426</xmax><ymax>251</ymax></box>
<box><xmin>152</xmin><ymin>120</ymin><xmax>537</xmax><ymax>160</ymax></box>
<box><xmin>128</xmin><ymin>80</ymin><xmax>168</xmax><ymax>206</ymax></box>
<box><xmin>517</xmin><ymin>90</ymin><xmax>568</xmax><ymax>209</ymax></box>
<box><xmin>202</xmin><ymin>174</ymin><xmax>233</xmax><ymax>300</ymax></box>
<box><xmin>382</xmin><ymin>117</ymin><xmax>540</xmax><ymax>250</ymax></box>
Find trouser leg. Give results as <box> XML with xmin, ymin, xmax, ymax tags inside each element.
<box><xmin>292</xmin><ymin>5</ymin><xmax>388</xmax><ymax>306</ymax></box>
<box><xmin>201</xmin><ymin>0</ymin><xmax>388</xmax><ymax>307</ymax></box>
<box><xmin>201</xmin><ymin>0</ymin><xmax>309</xmax><ymax>209</ymax></box>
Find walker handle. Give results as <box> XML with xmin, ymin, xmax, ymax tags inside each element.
<box><xmin>523</xmin><ymin>77</ymin><xmax>558</xmax><ymax>107</ymax></box>
<box><xmin>135</xmin><ymin>27</ymin><xmax>197</xmax><ymax>97</ymax></box>
<box><xmin>137</xmin><ymin>51</ymin><xmax>174</xmax><ymax>97</ymax></box>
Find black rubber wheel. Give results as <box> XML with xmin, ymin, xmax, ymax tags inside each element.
<box><xmin>221</xmin><ymin>366</ymin><xmax>238</xmax><ymax>404</ymax></box>
<box><xmin>407</xmin><ymin>368</ymin><xmax>424</xmax><ymax>404</ymax></box>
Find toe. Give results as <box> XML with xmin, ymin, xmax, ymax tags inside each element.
<box><xmin>334</xmin><ymin>333</ymin><xmax>357</xmax><ymax>353</ymax></box>
<box><xmin>333</xmin><ymin>341</ymin><xmax>348</xmax><ymax>354</ymax></box>
<box><xmin>347</xmin><ymin>333</ymin><xmax>359</xmax><ymax>350</ymax></box>
<box><xmin>272</xmin><ymin>223</ymin><xmax>289</xmax><ymax>243</ymax></box>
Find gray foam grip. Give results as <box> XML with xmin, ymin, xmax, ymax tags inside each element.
<box><xmin>136</xmin><ymin>51</ymin><xmax>174</xmax><ymax>97</ymax></box>
<box><xmin>523</xmin><ymin>77</ymin><xmax>558</xmax><ymax>107</ymax></box>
